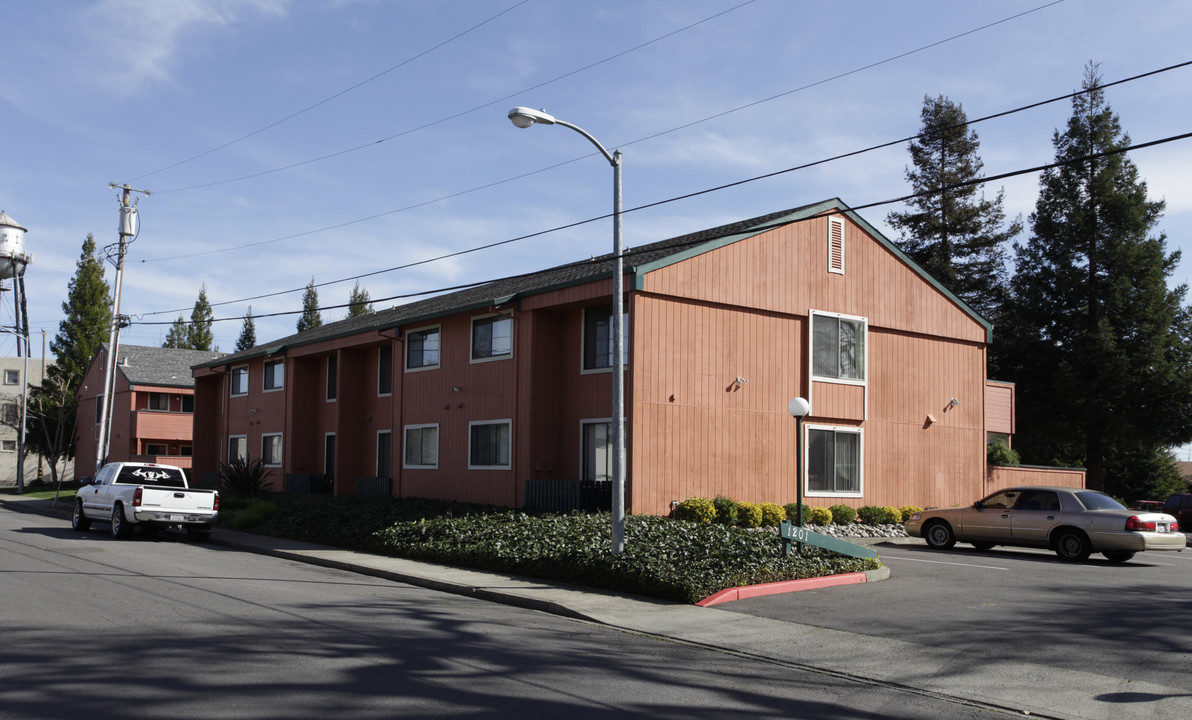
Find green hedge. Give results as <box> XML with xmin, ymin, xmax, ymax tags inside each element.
<box><xmin>243</xmin><ymin>495</ymin><xmax>878</xmax><ymax>604</ymax></box>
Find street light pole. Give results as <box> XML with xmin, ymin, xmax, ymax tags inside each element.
<box><xmin>788</xmin><ymin>397</ymin><xmax>811</xmax><ymax>553</ymax></box>
<box><xmin>508</xmin><ymin>107</ymin><xmax>627</xmax><ymax>554</ymax></box>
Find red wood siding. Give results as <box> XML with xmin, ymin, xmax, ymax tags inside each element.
<box><xmin>985</xmin><ymin>381</ymin><xmax>1015</xmax><ymax>436</ymax></box>
<box><xmin>986</xmin><ymin>465</ymin><xmax>1085</xmax><ymax>494</ymax></box>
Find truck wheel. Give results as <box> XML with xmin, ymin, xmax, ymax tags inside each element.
<box><xmin>72</xmin><ymin>501</ymin><xmax>91</xmax><ymax>531</ymax></box>
<box><xmin>110</xmin><ymin>504</ymin><xmax>131</xmax><ymax>539</ymax></box>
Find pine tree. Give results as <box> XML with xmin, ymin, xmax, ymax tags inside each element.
<box><xmin>187</xmin><ymin>283</ymin><xmax>216</xmax><ymax>351</ymax></box>
<box><xmin>163</xmin><ymin>316</ymin><xmax>191</xmax><ymax>349</ymax></box>
<box><xmin>297</xmin><ymin>277</ymin><xmax>322</xmax><ymax>333</ymax></box>
<box><xmin>48</xmin><ymin>234</ymin><xmax>112</xmax><ymax>391</ymax></box>
<box><xmin>347</xmin><ymin>281</ymin><xmax>373</xmax><ymax>317</ymax></box>
<box><xmin>887</xmin><ymin>95</ymin><xmax>1021</xmax><ymax>320</ymax></box>
<box><xmin>236</xmin><ymin>306</ymin><xmax>257</xmax><ymax>352</ymax></box>
<box><xmin>994</xmin><ymin>64</ymin><xmax>1192</xmax><ymax>498</ymax></box>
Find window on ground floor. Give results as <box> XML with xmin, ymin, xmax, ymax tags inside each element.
<box><xmin>806</xmin><ymin>426</ymin><xmax>862</xmax><ymax>496</ymax></box>
<box><xmin>262</xmin><ymin>433</ymin><xmax>283</xmax><ymax>466</ymax></box>
<box><xmin>581</xmin><ymin>420</ymin><xmax>612</xmax><ymax>483</ymax></box>
<box><xmin>404</xmin><ymin>424</ymin><xmax>438</xmax><ymax>469</ymax></box>
<box><xmin>469</xmin><ymin>420</ymin><xmax>511</xmax><ymax>470</ymax></box>
<box><xmin>229</xmin><ymin>435</ymin><xmax>247</xmax><ymax>463</ymax></box>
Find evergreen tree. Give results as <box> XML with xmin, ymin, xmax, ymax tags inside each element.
<box><xmin>347</xmin><ymin>281</ymin><xmax>373</xmax><ymax>317</ymax></box>
<box><xmin>163</xmin><ymin>316</ymin><xmax>191</xmax><ymax>349</ymax></box>
<box><xmin>236</xmin><ymin>306</ymin><xmax>257</xmax><ymax>352</ymax></box>
<box><xmin>48</xmin><ymin>234</ymin><xmax>111</xmax><ymax>391</ymax></box>
<box><xmin>187</xmin><ymin>283</ymin><xmax>215</xmax><ymax>351</ymax></box>
<box><xmin>994</xmin><ymin>64</ymin><xmax>1192</xmax><ymax>498</ymax></box>
<box><xmin>297</xmin><ymin>277</ymin><xmax>322</xmax><ymax>332</ymax></box>
<box><xmin>887</xmin><ymin>95</ymin><xmax>1021</xmax><ymax>320</ymax></box>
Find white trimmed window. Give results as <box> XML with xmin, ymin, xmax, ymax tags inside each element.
<box><xmin>406</xmin><ymin>326</ymin><xmax>441</xmax><ymax>371</ymax></box>
<box><xmin>378</xmin><ymin>345</ymin><xmax>393</xmax><ymax>396</ymax></box>
<box><xmin>471</xmin><ymin>315</ymin><xmax>512</xmax><ymax>362</ymax></box>
<box><xmin>404</xmin><ymin>424</ymin><xmax>439</xmax><ymax>469</ymax></box>
<box><xmin>3</xmin><ymin>369</ymin><xmax>19</xmax><ymax>385</ymax></box>
<box><xmin>229</xmin><ymin>435</ymin><xmax>247</xmax><ymax>462</ymax></box>
<box><xmin>469</xmin><ymin>419</ymin><xmax>511</xmax><ymax>470</ymax></box>
<box><xmin>263</xmin><ymin>360</ymin><xmax>284</xmax><ymax>391</ymax></box>
<box><xmin>806</xmin><ymin>425</ymin><xmax>862</xmax><ymax>497</ymax></box>
<box><xmin>581</xmin><ymin>419</ymin><xmax>612</xmax><ymax>483</ymax></box>
<box><xmin>326</xmin><ymin>355</ymin><xmax>337</xmax><ymax>402</ymax></box>
<box><xmin>828</xmin><ymin>216</ymin><xmax>845</xmax><ymax>274</ymax></box>
<box><xmin>582</xmin><ymin>305</ymin><xmax>628</xmax><ymax>372</ymax></box>
<box><xmin>811</xmin><ymin>311</ymin><xmax>866</xmax><ymax>382</ymax></box>
<box><xmin>261</xmin><ymin>433</ymin><xmax>283</xmax><ymax>466</ymax></box>
<box><xmin>230</xmin><ymin>366</ymin><xmax>249</xmax><ymax>396</ymax></box>
<box><xmin>2</xmin><ymin>440</ymin><xmax>16</xmax><ymax>452</ymax></box>
<box><xmin>377</xmin><ymin>430</ymin><xmax>392</xmax><ymax>477</ymax></box>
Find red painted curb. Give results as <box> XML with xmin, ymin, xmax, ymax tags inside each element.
<box><xmin>696</xmin><ymin>572</ymin><xmax>868</xmax><ymax>607</ymax></box>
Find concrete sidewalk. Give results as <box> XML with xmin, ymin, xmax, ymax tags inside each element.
<box><xmin>4</xmin><ymin>493</ymin><xmax>1186</xmax><ymax>720</ymax></box>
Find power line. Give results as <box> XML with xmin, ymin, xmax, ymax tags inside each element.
<box><xmin>135</xmin><ymin>58</ymin><xmax>1192</xmax><ymax>319</ymax></box>
<box><xmin>142</xmin><ymin>0</ymin><xmax>761</xmax><ymax>194</ymax></box>
<box><xmin>129</xmin><ymin>129</ymin><xmax>1192</xmax><ymax>328</ymax></box>
<box><xmin>126</xmin><ymin>0</ymin><xmax>532</xmax><ymax>183</ymax></box>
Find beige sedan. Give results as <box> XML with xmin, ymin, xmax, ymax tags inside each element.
<box><xmin>904</xmin><ymin>486</ymin><xmax>1184</xmax><ymax>562</ymax></box>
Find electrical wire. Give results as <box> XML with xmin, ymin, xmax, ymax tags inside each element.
<box><xmin>141</xmin><ymin>0</ymin><xmax>761</xmax><ymax>194</ymax></box>
<box><xmin>129</xmin><ymin>129</ymin><xmax>1192</xmax><ymax>327</ymax></box>
<box><xmin>135</xmin><ymin>58</ymin><xmax>1191</xmax><ymax>318</ymax></box>
<box><xmin>126</xmin><ymin>0</ymin><xmax>533</xmax><ymax>183</ymax></box>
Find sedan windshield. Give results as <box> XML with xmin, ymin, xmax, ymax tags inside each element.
<box><xmin>1073</xmin><ymin>491</ymin><xmax>1126</xmax><ymax>511</ymax></box>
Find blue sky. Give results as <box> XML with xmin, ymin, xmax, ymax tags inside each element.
<box><xmin>2</xmin><ymin>2</ymin><xmax>1190</xmax><ymax>415</ymax></box>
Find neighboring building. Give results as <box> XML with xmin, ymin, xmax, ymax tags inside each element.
<box><xmin>0</xmin><ymin>356</ymin><xmax>74</xmax><ymax>486</ymax></box>
<box><xmin>76</xmin><ymin>345</ymin><xmax>225</xmax><ymax>476</ymax></box>
<box><xmin>191</xmin><ymin>199</ymin><xmax>1082</xmax><ymax>514</ymax></box>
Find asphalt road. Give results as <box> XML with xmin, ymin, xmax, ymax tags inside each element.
<box><xmin>725</xmin><ymin>540</ymin><xmax>1192</xmax><ymax>692</ymax></box>
<box><xmin>0</xmin><ymin>508</ymin><xmax>1011</xmax><ymax>720</ymax></box>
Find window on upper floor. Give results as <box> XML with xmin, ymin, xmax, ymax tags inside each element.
<box><xmin>582</xmin><ymin>305</ymin><xmax>628</xmax><ymax>372</ymax></box>
<box><xmin>148</xmin><ymin>392</ymin><xmax>169</xmax><ymax>411</ymax></box>
<box><xmin>326</xmin><ymin>355</ymin><xmax>338</xmax><ymax>402</ymax></box>
<box><xmin>1</xmin><ymin>440</ymin><xmax>15</xmax><ymax>452</ymax></box>
<box><xmin>807</xmin><ymin>426</ymin><xmax>862</xmax><ymax>496</ymax></box>
<box><xmin>812</xmin><ymin>311</ymin><xmax>866</xmax><ymax>382</ymax></box>
<box><xmin>406</xmin><ymin>326</ymin><xmax>440</xmax><ymax>371</ymax></box>
<box><xmin>471</xmin><ymin>315</ymin><xmax>512</xmax><ymax>362</ymax></box>
<box><xmin>378</xmin><ymin>345</ymin><xmax>393</xmax><ymax>395</ymax></box>
<box><xmin>3</xmin><ymin>369</ymin><xmax>19</xmax><ymax>385</ymax></box>
<box><xmin>1</xmin><ymin>402</ymin><xmax>19</xmax><ymax>425</ymax></box>
<box><xmin>264</xmin><ymin>360</ymin><xmax>284</xmax><ymax>391</ymax></box>
<box><xmin>469</xmin><ymin>419</ymin><xmax>511</xmax><ymax>470</ymax></box>
<box><xmin>181</xmin><ymin>395</ymin><xmax>194</xmax><ymax>413</ymax></box>
<box><xmin>95</xmin><ymin>394</ymin><xmax>105</xmax><ymax>424</ymax></box>
<box><xmin>231</xmin><ymin>366</ymin><xmax>249</xmax><ymax>396</ymax></box>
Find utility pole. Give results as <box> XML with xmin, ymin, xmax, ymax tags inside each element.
<box><xmin>95</xmin><ymin>183</ymin><xmax>149</xmax><ymax>469</ymax></box>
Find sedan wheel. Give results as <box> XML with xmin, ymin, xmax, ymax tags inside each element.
<box><xmin>1103</xmin><ymin>550</ymin><xmax>1136</xmax><ymax>563</ymax></box>
<box><xmin>1054</xmin><ymin>529</ymin><xmax>1091</xmax><ymax>561</ymax></box>
<box><xmin>924</xmin><ymin>520</ymin><xmax>956</xmax><ymax>550</ymax></box>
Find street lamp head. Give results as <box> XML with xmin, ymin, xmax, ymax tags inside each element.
<box><xmin>508</xmin><ymin>107</ymin><xmax>557</xmax><ymax>128</ymax></box>
<box><xmin>788</xmin><ymin>397</ymin><xmax>811</xmax><ymax>418</ymax></box>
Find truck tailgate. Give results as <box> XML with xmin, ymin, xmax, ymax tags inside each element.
<box><xmin>138</xmin><ymin>487</ymin><xmax>217</xmax><ymax>513</ymax></box>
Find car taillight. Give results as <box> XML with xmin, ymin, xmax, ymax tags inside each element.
<box><xmin>213</xmin><ymin>492</ymin><xmax>220</xmax><ymax>511</ymax></box>
<box><xmin>133</xmin><ymin>486</ymin><xmax>143</xmax><ymax>507</ymax></box>
<box><xmin>1172</xmin><ymin>520</ymin><xmax>1179</xmax><ymax>532</ymax></box>
<box><xmin>1125</xmin><ymin>516</ymin><xmax>1156</xmax><ymax>531</ymax></box>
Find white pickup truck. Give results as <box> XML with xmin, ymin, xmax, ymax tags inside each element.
<box><xmin>71</xmin><ymin>462</ymin><xmax>219</xmax><ymax>541</ymax></box>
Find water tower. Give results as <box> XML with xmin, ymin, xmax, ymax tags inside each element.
<box><xmin>0</xmin><ymin>211</ymin><xmax>32</xmax><ymax>494</ymax></box>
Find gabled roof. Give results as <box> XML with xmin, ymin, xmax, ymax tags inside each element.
<box><xmin>196</xmin><ymin>198</ymin><xmax>990</xmax><ymax>370</ymax></box>
<box><xmin>110</xmin><ymin>345</ymin><xmax>225</xmax><ymax>388</ymax></box>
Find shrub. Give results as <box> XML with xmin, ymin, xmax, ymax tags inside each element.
<box><xmin>783</xmin><ymin>503</ymin><xmax>812</xmax><ymax>524</ymax></box>
<box><xmin>829</xmin><ymin>504</ymin><xmax>857</xmax><ymax>525</ymax></box>
<box><xmin>232</xmin><ymin>498</ymin><xmax>277</xmax><ymax>530</ymax></box>
<box><xmin>807</xmin><ymin>506</ymin><xmax>833</xmax><ymax>526</ymax></box>
<box><xmin>220</xmin><ymin>454</ymin><xmax>273</xmax><ymax>499</ymax></box>
<box><xmin>881</xmin><ymin>506</ymin><xmax>903</xmax><ymax>523</ymax></box>
<box><xmin>759</xmin><ymin>502</ymin><xmax>786</xmax><ymax>527</ymax></box>
<box><xmin>712</xmin><ymin>495</ymin><xmax>739</xmax><ymax>526</ymax></box>
<box><xmin>857</xmin><ymin>505</ymin><xmax>886</xmax><ymax>525</ymax></box>
<box><xmin>735</xmin><ymin>501</ymin><xmax>762</xmax><ymax>528</ymax></box>
<box><xmin>899</xmin><ymin>505</ymin><xmax>923</xmax><ymax>519</ymax></box>
<box><xmin>988</xmin><ymin>439</ymin><xmax>1021</xmax><ymax>466</ymax></box>
<box><xmin>673</xmin><ymin>497</ymin><xmax>716</xmax><ymax>524</ymax></box>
